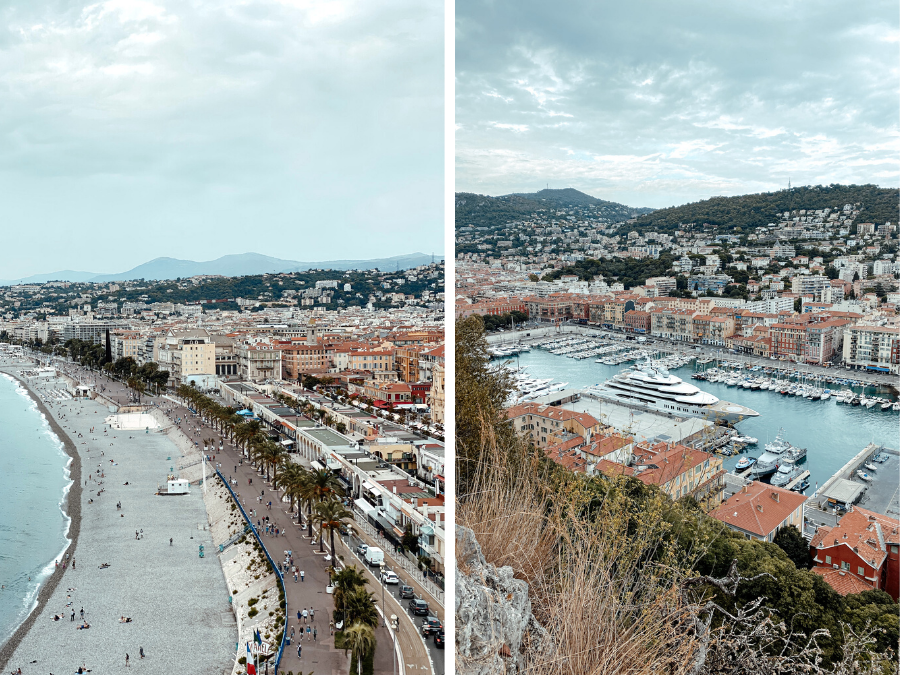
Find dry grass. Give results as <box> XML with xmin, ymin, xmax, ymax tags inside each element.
<box><xmin>457</xmin><ymin>413</ymin><xmax>703</xmax><ymax>675</ymax></box>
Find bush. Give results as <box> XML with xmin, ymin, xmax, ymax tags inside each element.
<box><xmin>248</xmin><ymin>597</ymin><xmax>258</xmax><ymax>607</ymax></box>
<box><xmin>248</xmin><ymin>608</ymin><xmax>258</xmax><ymax>618</ymax></box>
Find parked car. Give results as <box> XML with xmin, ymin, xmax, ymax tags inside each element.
<box><xmin>434</xmin><ymin>630</ymin><xmax>445</xmax><ymax>648</ymax></box>
<box><xmin>421</xmin><ymin>616</ymin><xmax>443</xmax><ymax>636</ymax></box>
<box><xmin>398</xmin><ymin>584</ymin><xmax>415</xmax><ymax>599</ymax></box>
<box><xmin>408</xmin><ymin>598</ymin><xmax>429</xmax><ymax>616</ymax></box>
<box><xmin>381</xmin><ymin>570</ymin><xmax>400</xmax><ymax>584</ymax></box>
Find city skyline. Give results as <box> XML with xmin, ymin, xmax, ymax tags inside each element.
<box><xmin>456</xmin><ymin>0</ymin><xmax>899</xmax><ymax>209</ymax></box>
<box><xmin>0</xmin><ymin>0</ymin><xmax>444</xmax><ymax>280</ymax></box>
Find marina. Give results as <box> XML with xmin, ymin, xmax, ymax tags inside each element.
<box><xmin>498</xmin><ymin>346</ymin><xmax>899</xmax><ymax>494</ymax></box>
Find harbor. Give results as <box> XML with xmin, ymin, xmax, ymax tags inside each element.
<box><xmin>498</xmin><ymin>346</ymin><xmax>899</xmax><ymax>495</ymax></box>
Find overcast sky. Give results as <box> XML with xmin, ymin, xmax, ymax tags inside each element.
<box><xmin>456</xmin><ymin>0</ymin><xmax>899</xmax><ymax>209</ymax></box>
<box><xmin>0</xmin><ymin>0</ymin><xmax>443</xmax><ymax>279</ymax></box>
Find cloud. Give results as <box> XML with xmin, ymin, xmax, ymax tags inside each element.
<box><xmin>0</xmin><ymin>0</ymin><xmax>443</xmax><ymax>278</ymax></box>
<box><xmin>456</xmin><ymin>0</ymin><xmax>898</xmax><ymax>208</ymax></box>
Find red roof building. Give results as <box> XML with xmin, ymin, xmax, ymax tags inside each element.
<box><xmin>810</xmin><ymin>506</ymin><xmax>900</xmax><ymax>600</ymax></box>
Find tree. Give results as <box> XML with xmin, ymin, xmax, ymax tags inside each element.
<box><xmin>313</xmin><ymin>498</ymin><xmax>353</xmax><ymax>555</ymax></box>
<box><xmin>342</xmin><ymin>587</ymin><xmax>379</xmax><ymax>629</ymax></box>
<box><xmin>528</xmin><ymin>273</ymin><xmax>540</xmax><ymax>282</ymax></box>
<box><xmin>773</xmin><ymin>525</ymin><xmax>812</xmax><ymax>570</ymax></box>
<box><xmin>342</xmin><ymin>622</ymin><xmax>376</xmax><ymax>675</ymax></box>
<box><xmin>794</xmin><ymin>297</ymin><xmax>803</xmax><ymax>313</ymax></box>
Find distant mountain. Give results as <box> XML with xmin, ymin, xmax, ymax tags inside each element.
<box><xmin>456</xmin><ymin>189</ymin><xmax>653</xmax><ymax>231</ymax></box>
<box><xmin>0</xmin><ymin>270</ymin><xmax>100</xmax><ymax>285</ymax></box>
<box><xmin>626</xmin><ymin>184</ymin><xmax>899</xmax><ymax>234</ymax></box>
<box><xmin>0</xmin><ymin>252</ymin><xmax>442</xmax><ymax>286</ymax></box>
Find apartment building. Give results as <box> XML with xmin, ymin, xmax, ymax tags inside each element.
<box><xmin>507</xmin><ymin>402</ymin><xmax>603</xmax><ymax>448</ymax></box>
<box><xmin>236</xmin><ymin>342</ymin><xmax>282</xmax><ymax>382</ymax></box>
<box><xmin>842</xmin><ymin>325</ymin><xmax>900</xmax><ymax>374</ymax></box>
<box><xmin>627</xmin><ymin>442</ymin><xmax>725</xmax><ymax>508</ymax></box>
<box><xmin>278</xmin><ymin>340</ymin><xmax>331</xmax><ymax>380</ymax></box>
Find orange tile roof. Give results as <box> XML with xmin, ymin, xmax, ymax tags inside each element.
<box><xmin>709</xmin><ymin>481</ymin><xmax>807</xmax><ymax>538</ymax></box>
<box><xmin>506</xmin><ymin>402</ymin><xmax>599</xmax><ymax>428</ymax></box>
<box><xmin>810</xmin><ymin>567</ymin><xmax>873</xmax><ymax>596</ymax></box>
<box><xmin>811</xmin><ymin>506</ymin><xmax>900</xmax><ymax>569</ymax></box>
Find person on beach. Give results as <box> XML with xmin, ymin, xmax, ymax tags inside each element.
<box><xmin>302</xmin><ymin>608</ymin><xmax>307</xmax><ymax>624</ymax></box>
<box><xmin>309</xmin><ymin>608</ymin><xmax>314</xmax><ymax>622</ymax></box>
<box><xmin>313</xmin><ymin>626</ymin><xmax>317</xmax><ymax>641</ymax></box>
<box><xmin>297</xmin><ymin>644</ymin><xmax>302</xmax><ymax>659</ymax></box>
<box><xmin>306</xmin><ymin>625</ymin><xmax>311</xmax><ymax>640</ymax></box>
<box><xmin>140</xmin><ymin>647</ymin><xmax>145</xmax><ymax>659</ymax></box>
<box><xmin>125</xmin><ymin>653</ymin><xmax>130</xmax><ymax>667</ymax></box>
<box><xmin>300</xmin><ymin>570</ymin><xmax>305</xmax><ymax>582</ymax></box>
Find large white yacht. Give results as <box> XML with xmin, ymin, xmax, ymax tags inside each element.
<box><xmin>586</xmin><ymin>362</ymin><xmax>760</xmax><ymax>423</ymax></box>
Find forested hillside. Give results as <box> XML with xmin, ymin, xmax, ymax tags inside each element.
<box><xmin>626</xmin><ymin>184</ymin><xmax>898</xmax><ymax>234</ymax></box>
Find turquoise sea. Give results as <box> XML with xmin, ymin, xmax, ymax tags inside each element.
<box><xmin>505</xmin><ymin>350</ymin><xmax>899</xmax><ymax>491</ymax></box>
<box><xmin>0</xmin><ymin>374</ymin><xmax>72</xmax><ymax>648</ymax></box>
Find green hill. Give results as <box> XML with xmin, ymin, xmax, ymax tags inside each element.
<box><xmin>456</xmin><ymin>189</ymin><xmax>653</xmax><ymax>231</ymax></box>
<box><xmin>625</xmin><ymin>184</ymin><xmax>898</xmax><ymax>234</ymax></box>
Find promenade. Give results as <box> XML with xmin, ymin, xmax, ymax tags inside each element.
<box><xmin>52</xmin><ymin>358</ymin><xmax>437</xmax><ymax>675</ymax></box>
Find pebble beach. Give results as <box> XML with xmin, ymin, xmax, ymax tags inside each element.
<box><xmin>0</xmin><ymin>364</ymin><xmax>236</xmax><ymax>675</ymax></box>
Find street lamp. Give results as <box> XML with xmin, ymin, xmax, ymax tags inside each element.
<box><xmin>378</xmin><ymin>562</ymin><xmax>386</xmax><ymax>626</ymax></box>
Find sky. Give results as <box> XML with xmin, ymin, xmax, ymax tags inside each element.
<box><xmin>0</xmin><ymin>0</ymin><xmax>444</xmax><ymax>279</ymax></box>
<box><xmin>456</xmin><ymin>0</ymin><xmax>899</xmax><ymax>209</ymax></box>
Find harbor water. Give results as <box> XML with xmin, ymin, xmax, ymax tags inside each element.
<box><xmin>0</xmin><ymin>373</ymin><xmax>72</xmax><ymax>648</ymax></box>
<box><xmin>505</xmin><ymin>349</ymin><xmax>899</xmax><ymax>492</ymax></box>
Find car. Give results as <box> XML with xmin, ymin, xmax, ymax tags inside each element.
<box><xmin>421</xmin><ymin>616</ymin><xmax>443</xmax><ymax>636</ymax></box>
<box><xmin>398</xmin><ymin>584</ymin><xmax>415</xmax><ymax>599</ymax></box>
<box><xmin>356</xmin><ymin>543</ymin><xmax>368</xmax><ymax>556</ymax></box>
<box><xmin>434</xmin><ymin>630</ymin><xmax>445</xmax><ymax>648</ymax></box>
<box><xmin>408</xmin><ymin>598</ymin><xmax>429</xmax><ymax>616</ymax></box>
<box><xmin>381</xmin><ymin>570</ymin><xmax>400</xmax><ymax>584</ymax></box>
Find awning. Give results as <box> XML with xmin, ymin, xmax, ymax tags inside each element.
<box><xmin>865</xmin><ymin>366</ymin><xmax>890</xmax><ymax>372</ymax></box>
<box><xmin>354</xmin><ymin>498</ymin><xmax>377</xmax><ymax>517</ymax></box>
<box><xmin>236</xmin><ymin>409</ymin><xmax>254</xmax><ymax>416</ymax></box>
<box><xmin>280</xmin><ymin>439</ymin><xmax>294</xmax><ymax>446</ymax></box>
<box><xmin>361</xmin><ymin>481</ymin><xmax>374</xmax><ymax>491</ymax></box>
<box><xmin>311</xmin><ymin>460</ymin><xmax>325</xmax><ymax>471</ymax></box>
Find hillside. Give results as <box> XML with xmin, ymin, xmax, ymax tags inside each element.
<box><xmin>456</xmin><ymin>189</ymin><xmax>652</xmax><ymax>231</ymax></box>
<box><xmin>625</xmin><ymin>184</ymin><xmax>898</xmax><ymax>234</ymax></box>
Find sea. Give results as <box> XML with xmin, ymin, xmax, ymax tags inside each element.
<box><xmin>0</xmin><ymin>373</ymin><xmax>72</xmax><ymax>648</ymax></box>
<box><xmin>503</xmin><ymin>349</ymin><xmax>899</xmax><ymax>492</ymax></box>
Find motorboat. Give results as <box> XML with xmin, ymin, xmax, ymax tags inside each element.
<box><xmin>735</xmin><ymin>456</ymin><xmax>757</xmax><ymax>470</ymax></box>
<box><xmin>791</xmin><ymin>478</ymin><xmax>810</xmax><ymax>492</ymax></box>
<box><xmin>864</xmin><ymin>462</ymin><xmax>878</xmax><ymax>472</ymax></box>
<box><xmin>771</xmin><ymin>464</ymin><xmax>798</xmax><ymax>487</ymax></box>
<box><xmin>856</xmin><ymin>470</ymin><xmax>872</xmax><ymax>482</ymax></box>
<box><xmin>733</xmin><ymin>435</ymin><xmax>758</xmax><ymax>445</ymax></box>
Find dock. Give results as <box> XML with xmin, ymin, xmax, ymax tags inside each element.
<box><xmin>785</xmin><ymin>469</ymin><xmax>810</xmax><ymax>491</ymax></box>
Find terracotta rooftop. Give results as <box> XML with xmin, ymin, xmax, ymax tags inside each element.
<box><xmin>810</xmin><ymin>567</ymin><xmax>873</xmax><ymax>596</ymax></box>
<box><xmin>811</xmin><ymin>506</ymin><xmax>900</xmax><ymax>569</ymax></box>
<box><xmin>709</xmin><ymin>481</ymin><xmax>807</xmax><ymax>538</ymax></box>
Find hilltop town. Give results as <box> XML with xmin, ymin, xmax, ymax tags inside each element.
<box><xmin>457</xmin><ymin>187</ymin><xmax>899</xmax><ymax>373</ymax></box>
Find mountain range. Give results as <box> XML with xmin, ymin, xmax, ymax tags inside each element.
<box><xmin>0</xmin><ymin>252</ymin><xmax>442</xmax><ymax>286</ymax></box>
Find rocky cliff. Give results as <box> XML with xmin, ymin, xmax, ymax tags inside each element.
<box><xmin>455</xmin><ymin>526</ymin><xmax>552</xmax><ymax>674</ymax></box>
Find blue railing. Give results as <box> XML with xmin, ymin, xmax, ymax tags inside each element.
<box><xmin>214</xmin><ymin>467</ymin><xmax>288</xmax><ymax>674</ymax></box>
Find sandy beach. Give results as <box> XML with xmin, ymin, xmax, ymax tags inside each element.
<box><xmin>0</xmin><ymin>363</ymin><xmax>236</xmax><ymax>675</ymax></box>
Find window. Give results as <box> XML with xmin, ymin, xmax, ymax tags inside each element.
<box><xmin>857</xmin><ymin>566</ymin><xmax>864</xmax><ymax>576</ymax></box>
<box><xmin>825</xmin><ymin>556</ymin><xmax>831</xmax><ymax>564</ymax></box>
<box><xmin>841</xmin><ymin>561</ymin><xmax>850</xmax><ymax>571</ymax></box>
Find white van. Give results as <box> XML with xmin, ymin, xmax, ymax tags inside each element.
<box><xmin>364</xmin><ymin>546</ymin><xmax>384</xmax><ymax>567</ymax></box>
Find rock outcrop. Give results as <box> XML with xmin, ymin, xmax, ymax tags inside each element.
<box><xmin>455</xmin><ymin>526</ymin><xmax>552</xmax><ymax>674</ymax></box>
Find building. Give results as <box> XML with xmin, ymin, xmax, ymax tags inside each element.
<box><xmin>628</xmin><ymin>442</ymin><xmax>725</xmax><ymax>509</ymax></box>
<box><xmin>429</xmin><ymin>363</ymin><xmax>445</xmax><ymax>425</ymax></box>
<box><xmin>810</xmin><ymin>506</ymin><xmax>900</xmax><ymax>600</ymax></box>
<box><xmin>709</xmin><ymin>481</ymin><xmax>806</xmax><ymax>542</ymax></box>
<box><xmin>155</xmin><ymin>329</ymin><xmax>216</xmax><ymax>386</ymax></box>
<box><xmin>236</xmin><ymin>342</ymin><xmax>282</xmax><ymax>383</ymax></box>
<box><xmin>507</xmin><ymin>402</ymin><xmax>603</xmax><ymax>448</ymax></box>
<box><xmin>842</xmin><ymin>325</ymin><xmax>900</xmax><ymax>374</ymax></box>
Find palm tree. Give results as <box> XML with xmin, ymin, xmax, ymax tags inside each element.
<box><xmin>342</xmin><ymin>622</ymin><xmax>375</xmax><ymax>675</ymax></box>
<box><xmin>343</xmin><ymin>587</ymin><xmax>379</xmax><ymax>629</ymax></box>
<box><xmin>299</xmin><ymin>469</ymin><xmax>344</xmax><ymax>538</ymax></box>
<box><xmin>313</xmin><ymin>498</ymin><xmax>353</xmax><ymax>556</ymax></box>
<box><xmin>279</xmin><ymin>463</ymin><xmax>307</xmax><ymax>520</ymax></box>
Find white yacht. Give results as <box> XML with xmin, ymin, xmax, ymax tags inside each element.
<box><xmin>588</xmin><ymin>362</ymin><xmax>760</xmax><ymax>423</ymax></box>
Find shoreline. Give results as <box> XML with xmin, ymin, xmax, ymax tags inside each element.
<box><xmin>0</xmin><ymin>366</ymin><xmax>83</xmax><ymax>673</ymax></box>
